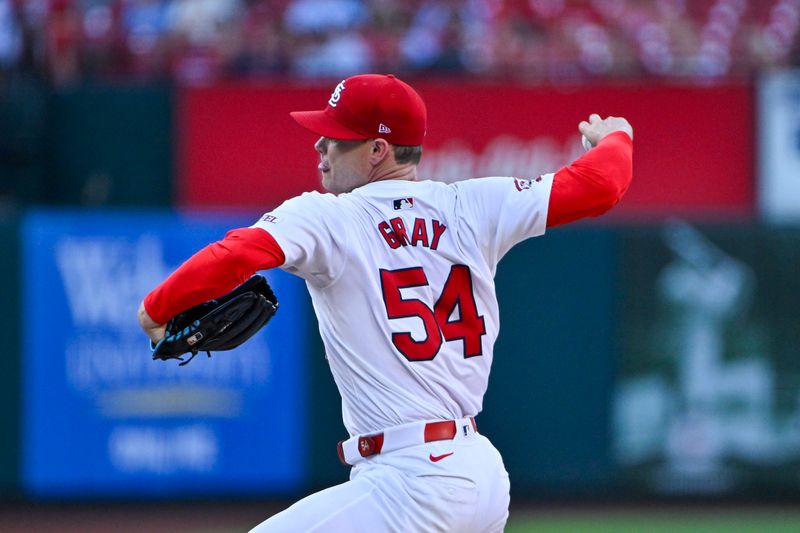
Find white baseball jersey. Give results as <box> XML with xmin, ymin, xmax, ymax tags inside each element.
<box><xmin>253</xmin><ymin>175</ymin><xmax>553</xmax><ymax>437</ymax></box>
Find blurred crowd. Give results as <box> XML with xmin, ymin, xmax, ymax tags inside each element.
<box><xmin>0</xmin><ymin>0</ymin><xmax>799</xmax><ymax>86</ymax></box>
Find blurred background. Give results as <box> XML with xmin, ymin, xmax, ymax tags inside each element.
<box><xmin>1</xmin><ymin>0</ymin><xmax>800</xmax><ymax>531</ymax></box>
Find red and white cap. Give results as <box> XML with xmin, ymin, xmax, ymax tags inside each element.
<box><xmin>290</xmin><ymin>74</ymin><xmax>427</xmax><ymax>146</ymax></box>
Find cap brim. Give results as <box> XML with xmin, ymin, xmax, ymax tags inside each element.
<box><xmin>289</xmin><ymin>110</ymin><xmax>368</xmax><ymax>140</ymax></box>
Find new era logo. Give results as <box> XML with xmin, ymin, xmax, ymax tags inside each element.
<box><xmin>378</xmin><ymin>123</ymin><xmax>392</xmax><ymax>134</ymax></box>
<box><xmin>393</xmin><ymin>197</ymin><xmax>414</xmax><ymax>210</ymax></box>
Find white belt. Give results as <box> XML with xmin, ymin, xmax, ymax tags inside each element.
<box><xmin>337</xmin><ymin>416</ymin><xmax>478</xmax><ymax>466</ymax></box>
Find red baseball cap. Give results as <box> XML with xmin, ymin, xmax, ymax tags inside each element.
<box><xmin>290</xmin><ymin>74</ymin><xmax>427</xmax><ymax>146</ymax></box>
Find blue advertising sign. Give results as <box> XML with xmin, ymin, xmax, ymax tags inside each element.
<box><xmin>22</xmin><ymin>210</ymin><xmax>308</xmax><ymax>498</ymax></box>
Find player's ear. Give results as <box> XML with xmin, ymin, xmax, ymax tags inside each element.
<box><xmin>369</xmin><ymin>139</ymin><xmax>391</xmax><ymax>165</ymax></box>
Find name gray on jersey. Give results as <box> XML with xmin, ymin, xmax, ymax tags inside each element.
<box><xmin>377</xmin><ymin>217</ymin><xmax>447</xmax><ymax>250</ymax></box>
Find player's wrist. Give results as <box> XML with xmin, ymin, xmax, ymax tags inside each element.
<box><xmin>138</xmin><ymin>300</ymin><xmax>163</xmax><ymax>329</ymax></box>
<box><xmin>607</xmin><ymin>129</ymin><xmax>633</xmax><ymax>142</ymax></box>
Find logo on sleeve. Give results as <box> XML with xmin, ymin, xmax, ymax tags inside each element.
<box><xmin>513</xmin><ymin>176</ymin><xmax>542</xmax><ymax>192</ymax></box>
<box><xmin>393</xmin><ymin>197</ymin><xmax>414</xmax><ymax>210</ymax></box>
<box><xmin>260</xmin><ymin>214</ymin><xmax>278</xmax><ymax>224</ymax></box>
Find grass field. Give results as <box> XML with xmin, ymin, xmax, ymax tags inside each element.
<box><xmin>504</xmin><ymin>509</ymin><xmax>800</xmax><ymax>533</ymax></box>
<box><xmin>4</xmin><ymin>503</ymin><xmax>800</xmax><ymax>532</ymax></box>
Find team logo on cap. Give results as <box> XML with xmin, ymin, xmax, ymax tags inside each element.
<box><xmin>328</xmin><ymin>80</ymin><xmax>345</xmax><ymax>108</ymax></box>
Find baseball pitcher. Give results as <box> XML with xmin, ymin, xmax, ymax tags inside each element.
<box><xmin>138</xmin><ymin>74</ymin><xmax>633</xmax><ymax>532</ymax></box>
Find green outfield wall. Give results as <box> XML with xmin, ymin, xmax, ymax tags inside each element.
<box><xmin>486</xmin><ymin>227</ymin><xmax>618</xmax><ymax>496</ymax></box>
<box><xmin>48</xmin><ymin>86</ymin><xmax>173</xmax><ymax>207</ymax></box>
<box><xmin>615</xmin><ymin>224</ymin><xmax>800</xmax><ymax>497</ymax></box>
<box><xmin>0</xmin><ymin>79</ymin><xmax>49</xmax><ymax>205</ymax></box>
<box><xmin>0</xmin><ymin>214</ymin><xmax>20</xmax><ymax>496</ymax></box>
<box><xmin>1</xmin><ymin>84</ymin><xmax>172</xmax><ymax>208</ymax></box>
<box><xmin>3</xmin><ymin>212</ymin><xmax>800</xmax><ymax>500</ymax></box>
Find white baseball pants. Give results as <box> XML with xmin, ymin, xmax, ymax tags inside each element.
<box><xmin>250</xmin><ymin>432</ymin><xmax>510</xmax><ymax>532</ymax></box>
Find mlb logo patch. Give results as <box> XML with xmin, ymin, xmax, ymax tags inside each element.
<box><xmin>393</xmin><ymin>198</ymin><xmax>414</xmax><ymax>210</ymax></box>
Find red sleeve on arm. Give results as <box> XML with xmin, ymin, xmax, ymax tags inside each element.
<box><xmin>143</xmin><ymin>227</ymin><xmax>286</xmax><ymax>324</ymax></box>
<box><xmin>546</xmin><ymin>130</ymin><xmax>633</xmax><ymax>228</ymax></box>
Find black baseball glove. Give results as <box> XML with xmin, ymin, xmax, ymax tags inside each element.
<box><xmin>151</xmin><ymin>275</ymin><xmax>278</xmax><ymax>365</ymax></box>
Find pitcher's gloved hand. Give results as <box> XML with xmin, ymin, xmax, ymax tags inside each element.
<box><xmin>150</xmin><ymin>275</ymin><xmax>278</xmax><ymax>365</ymax></box>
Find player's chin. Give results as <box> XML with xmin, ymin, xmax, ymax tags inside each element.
<box><xmin>320</xmin><ymin>172</ymin><xmax>333</xmax><ymax>192</ymax></box>
<box><xmin>321</xmin><ymin>173</ymin><xmax>338</xmax><ymax>193</ymax></box>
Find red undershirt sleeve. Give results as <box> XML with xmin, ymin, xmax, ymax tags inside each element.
<box><xmin>546</xmin><ymin>130</ymin><xmax>633</xmax><ymax>228</ymax></box>
<box><xmin>142</xmin><ymin>227</ymin><xmax>286</xmax><ymax>325</ymax></box>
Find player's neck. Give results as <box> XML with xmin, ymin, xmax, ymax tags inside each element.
<box><xmin>367</xmin><ymin>163</ymin><xmax>418</xmax><ymax>186</ymax></box>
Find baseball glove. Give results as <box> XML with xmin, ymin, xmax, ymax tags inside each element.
<box><xmin>151</xmin><ymin>275</ymin><xmax>278</xmax><ymax>365</ymax></box>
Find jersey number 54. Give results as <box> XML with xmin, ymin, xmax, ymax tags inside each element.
<box><xmin>379</xmin><ymin>265</ymin><xmax>487</xmax><ymax>361</ymax></box>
